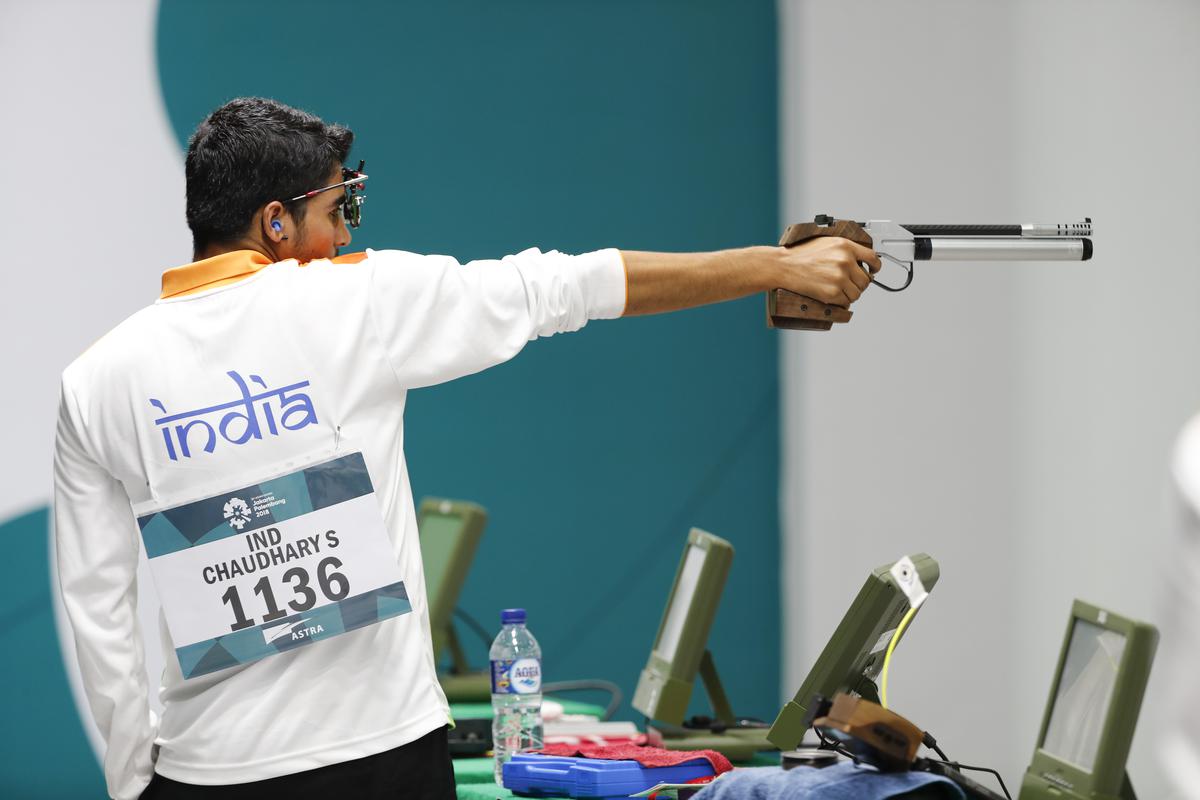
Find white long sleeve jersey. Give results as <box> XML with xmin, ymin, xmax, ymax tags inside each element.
<box><xmin>53</xmin><ymin>247</ymin><xmax>626</xmax><ymax>799</ymax></box>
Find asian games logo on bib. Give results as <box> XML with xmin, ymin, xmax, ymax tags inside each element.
<box><xmin>511</xmin><ymin>657</ymin><xmax>541</xmax><ymax>693</ymax></box>
<box><xmin>223</xmin><ymin>497</ymin><xmax>252</xmax><ymax>530</ymax></box>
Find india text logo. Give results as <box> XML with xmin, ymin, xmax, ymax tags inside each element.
<box><xmin>149</xmin><ymin>371</ymin><xmax>317</xmax><ymax>460</ymax></box>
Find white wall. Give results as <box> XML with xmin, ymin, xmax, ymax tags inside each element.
<box><xmin>0</xmin><ymin>0</ymin><xmax>189</xmax><ymax>521</ymax></box>
<box><xmin>0</xmin><ymin>0</ymin><xmax>190</xmax><ymax>758</ymax></box>
<box><xmin>780</xmin><ymin>1</ymin><xmax>1200</xmax><ymax>796</ymax></box>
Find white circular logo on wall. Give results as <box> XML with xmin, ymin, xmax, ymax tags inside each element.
<box><xmin>223</xmin><ymin>497</ymin><xmax>252</xmax><ymax>530</ymax></box>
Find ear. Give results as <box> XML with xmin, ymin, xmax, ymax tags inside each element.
<box><xmin>261</xmin><ymin>201</ymin><xmax>289</xmax><ymax>243</ymax></box>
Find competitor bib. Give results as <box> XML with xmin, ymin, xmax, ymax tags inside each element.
<box><xmin>137</xmin><ymin>452</ymin><xmax>410</xmax><ymax>679</ymax></box>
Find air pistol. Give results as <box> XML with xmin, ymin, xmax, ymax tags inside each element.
<box><xmin>767</xmin><ymin>215</ymin><xmax>1093</xmax><ymax>330</ymax></box>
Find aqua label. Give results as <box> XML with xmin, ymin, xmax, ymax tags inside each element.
<box><xmin>491</xmin><ymin>657</ymin><xmax>542</xmax><ymax>694</ymax></box>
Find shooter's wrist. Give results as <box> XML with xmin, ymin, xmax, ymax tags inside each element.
<box><xmin>747</xmin><ymin>245</ymin><xmax>788</xmax><ymax>293</ymax></box>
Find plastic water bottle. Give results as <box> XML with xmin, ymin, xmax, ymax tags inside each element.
<box><xmin>490</xmin><ymin>608</ymin><xmax>543</xmax><ymax>784</ymax></box>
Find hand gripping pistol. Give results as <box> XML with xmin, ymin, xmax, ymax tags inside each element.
<box><xmin>766</xmin><ymin>215</ymin><xmax>1093</xmax><ymax>330</ymax></box>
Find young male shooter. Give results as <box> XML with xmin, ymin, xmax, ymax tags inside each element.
<box><xmin>53</xmin><ymin>97</ymin><xmax>879</xmax><ymax>800</ymax></box>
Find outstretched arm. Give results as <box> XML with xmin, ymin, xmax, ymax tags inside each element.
<box><xmin>620</xmin><ymin>237</ymin><xmax>880</xmax><ymax>316</ymax></box>
<box><xmin>366</xmin><ymin>236</ymin><xmax>880</xmax><ymax>389</ymax></box>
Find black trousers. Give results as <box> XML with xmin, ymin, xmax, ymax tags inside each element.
<box><xmin>140</xmin><ymin>726</ymin><xmax>456</xmax><ymax>800</ymax></box>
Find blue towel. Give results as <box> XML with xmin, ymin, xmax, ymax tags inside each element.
<box><xmin>692</xmin><ymin>762</ymin><xmax>967</xmax><ymax>800</ymax></box>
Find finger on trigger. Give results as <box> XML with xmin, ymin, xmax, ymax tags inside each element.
<box><xmin>852</xmin><ymin>242</ymin><xmax>882</xmax><ymax>273</ymax></box>
<box><xmin>848</xmin><ymin>262</ymin><xmax>871</xmax><ymax>292</ymax></box>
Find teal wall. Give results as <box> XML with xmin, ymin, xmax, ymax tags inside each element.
<box><xmin>157</xmin><ymin>0</ymin><xmax>780</xmax><ymax>722</ymax></box>
<box><xmin>0</xmin><ymin>509</ymin><xmax>104</xmax><ymax>796</ymax></box>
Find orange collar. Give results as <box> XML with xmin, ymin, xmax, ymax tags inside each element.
<box><xmin>160</xmin><ymin>250</ymin><xmax>274</xmax><ymax>299</ymax></box>
<box><xmin>160</xmin><ymin>250</ymin><xmax>369</xmax><ymax>298</ymax></box>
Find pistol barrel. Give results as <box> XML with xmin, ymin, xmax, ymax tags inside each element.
<box><xmin>915</xmin><ymin>237</ymin><xmax>1092</xmax><ymax>261</ymax></box>
<box><xmin>901</xmin><ymin>220</ymin><xmax>1092</xmax><ymax>237</ymax></box>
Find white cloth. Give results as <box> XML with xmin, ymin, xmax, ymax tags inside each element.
<box><xmin>53</xmin><ymin>247</ymin><xmax>626</xmax><ymax>799</ymax></box>
<box><xmin>1162</xmin><ymin>412</ymin><xmax>1200</xmax><ymax>799</ymax></box>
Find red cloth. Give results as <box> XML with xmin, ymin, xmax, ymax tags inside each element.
<box><xmin>537</xmin><ymin>743</ymin><xmax>733</xmax><ymax>775</ymax></box>
<box><xmin>544</xmin><ymin>733</ymin><xmax>649</xmax><ymax>748</ymax></box>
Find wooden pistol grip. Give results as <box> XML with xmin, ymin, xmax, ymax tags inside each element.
<box><xmin>813</xmin><ymin>693</ymin><xmax>923</xmax><ymax>770</ymax></box>
<box><xmin>767</xmin><ymin>290</ymin><xmax>853</xmax><ymax>330</ymax></box>
<box><xmin>767</xmin><ymin>218</ymin><xmax>873</xmax><ymax>330</ymax></box>
<box><xmin>779</xmin><ymin>219</ymin><xmax>872</xmax><ymax>249</ymax></box>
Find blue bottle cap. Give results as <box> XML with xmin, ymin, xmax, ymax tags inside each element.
<box><xmin>500</xmin><ymin>608</ymin><xmax>526</xmax><ymax>625</ymax></box>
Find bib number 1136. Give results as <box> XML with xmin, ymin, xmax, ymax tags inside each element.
<box><xmin>138</xmin><ymin>451</ymin><xmax>413</xmax><ymax>679</ymax></box>
<box><xmin>220</xmin><ymin>556</ymin><xmax>350</xmax><ymax>631</ymax></box>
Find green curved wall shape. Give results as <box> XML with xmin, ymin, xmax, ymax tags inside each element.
<box><xmin>155</xmin><ymin>0</ymin><xmax>780</xmax><ymax>723</ymax></box>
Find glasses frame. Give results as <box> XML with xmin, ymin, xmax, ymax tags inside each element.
<box><xmin>286</xmin><ymin>160</ymin><xmax>369</xmax><ymax>228</ymax></box>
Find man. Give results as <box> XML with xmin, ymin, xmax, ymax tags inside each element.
<box><xmin>54</xmin><ymin>97</ymin><xmax>878</xmax><ymax>800</ymax></box>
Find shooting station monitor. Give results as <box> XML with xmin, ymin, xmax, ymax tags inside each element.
<box><xmin>418</xmin><ymin>498</ymin><xmax>488</xmax><ymax>695</ymax></box>
<box><xmin>632</xmin><ymin>529</ymin><xmax>775</xmax><ymax>760</ymax></box>
<box><xmin>633</xmin><ymin>528</ymin><xmax>734</xmax><ymax>725</ymax></box>
<box><xmin>767</xmin><ymin>553</ymin><xmax>940</xmax><ymax>751</ymax></box>
<box><xmin>1019</xmin><ymin>600</ymin><xmax>1157</xmax><ymax>800</ymax></box>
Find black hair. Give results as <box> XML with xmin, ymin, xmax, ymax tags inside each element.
<box><xmin>185</xmin><ymin>97</ymin><xmax>353</xmax><ymax>253</ymax></box>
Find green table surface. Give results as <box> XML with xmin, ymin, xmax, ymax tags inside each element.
<box><xmin>454</xmin><ymin>751</ymin><xmax>781</xmax><ymax>799</ymax></box>
<box><xmin>450</xmin><ymin>699</ymin><xmax>607</xmax><ymax>721</ymax></box>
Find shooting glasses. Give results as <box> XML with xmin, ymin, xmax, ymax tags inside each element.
<box><xmin>286</xmin><ymin>159</ymin><xmax>369</xmax><ymax>228</ymax></box>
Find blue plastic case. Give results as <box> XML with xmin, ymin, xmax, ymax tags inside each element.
<box><xmin>501</xmin><ymin>754</ymin><xmax>715</xmax><ymax>798</ymax></box>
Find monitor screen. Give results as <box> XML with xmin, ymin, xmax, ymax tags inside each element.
<box><xmin>632</xmin><ymin>529</ymin><xmax>734</xmax><ymax>726</ymax></box>
<box><xmin>416</xmin><ymin>498</ymin><xmax>487</xmax><ymax>669</ymax></box>
<box><xmin>655</xmin><ymin>544</ymin><xmax>706</xmax><ymax>662</ymax></box>
<box><xmin>421</xmin><ymin>511</ymin><xmax>464</xmax><ymax>604</ymax></box>
<box><xmin>1041</xmin><ymin>619</ymin><xmax>1127</xmax><ymax>773</ymax></box>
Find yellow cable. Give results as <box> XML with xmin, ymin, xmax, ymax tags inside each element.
<box><xmin>880</xmin><ymin>605</ymin><xmax>918</xmax><ymax>710</ymax></box>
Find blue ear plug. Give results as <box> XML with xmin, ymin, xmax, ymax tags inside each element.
<box><xmin>271</xmin><ymin>221</ymin><xmax>283</xmax><ymax>232</ymax></box>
